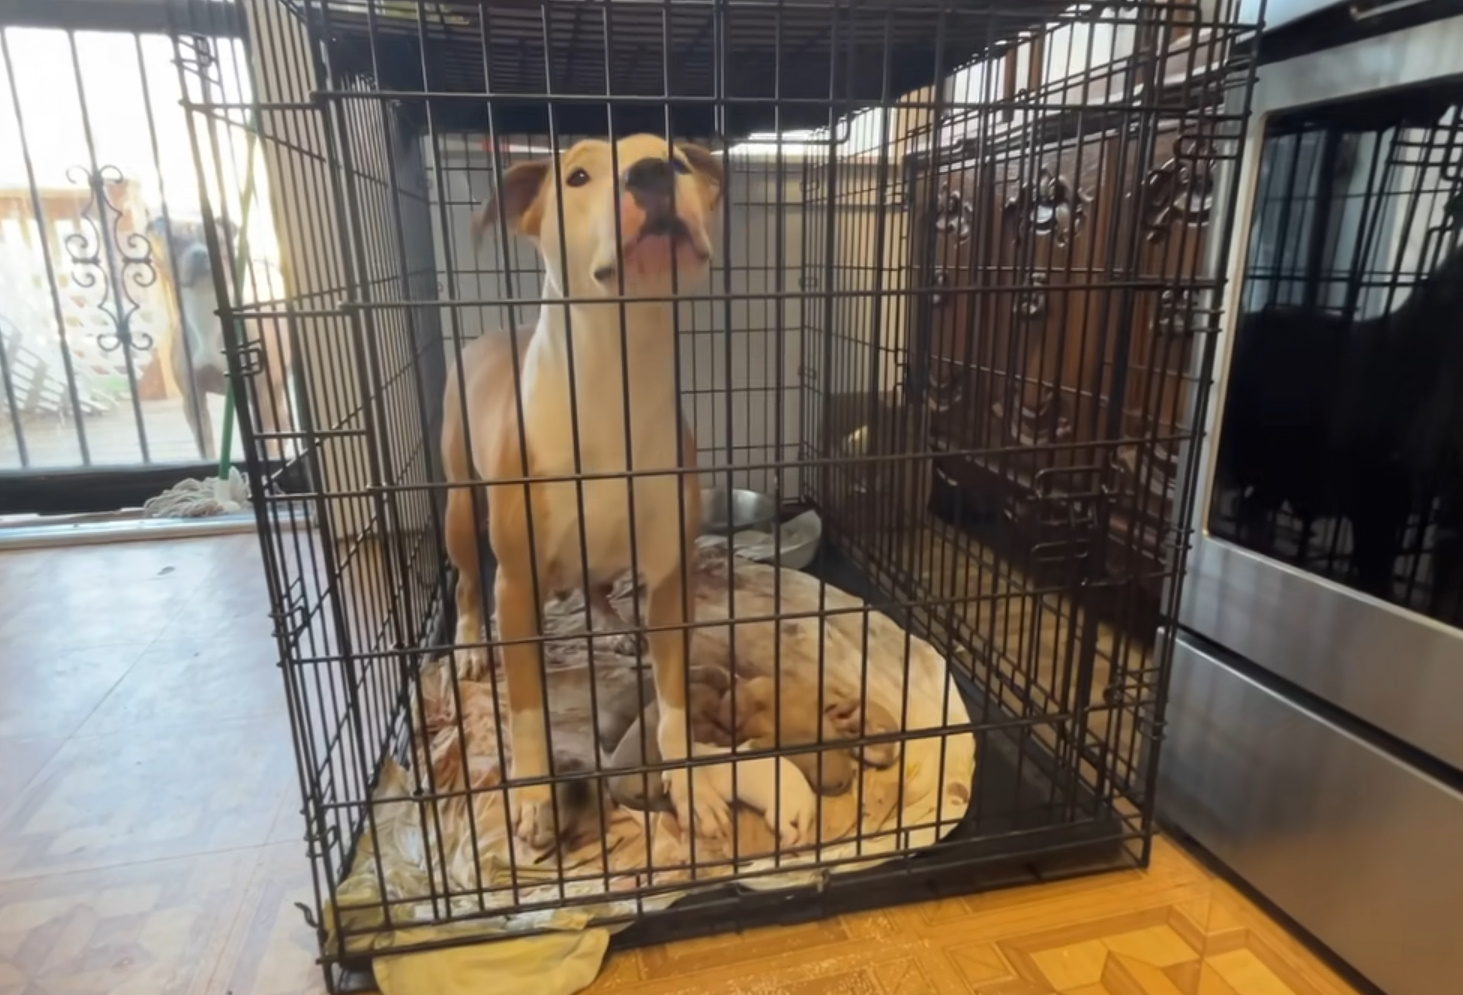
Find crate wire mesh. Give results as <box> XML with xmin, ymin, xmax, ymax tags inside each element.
<box><xmin>178</xmin><ymin>0</ymin><xmax>1262</xmax><ymax>987</ymax></box>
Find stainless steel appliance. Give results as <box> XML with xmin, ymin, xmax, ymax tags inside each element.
<box><xmin>1160</xmin><ymin>5</ymin><xmax>1463</xmax><ymax>995</ymax></box>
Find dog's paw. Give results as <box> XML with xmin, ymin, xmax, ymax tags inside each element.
<box><xmin>606</xmin><ymin>630</ymin><xmax>648</xmax><ymax>657</ymax></box>
<box><xmin>689</xmin><ymin>665</ymin><xmax>733</xmax><ymax>695</ymax></box>
<box><xmin>767</xmin><ymin>758</ymin><xmax>818</xmax><ymax>848</ymax></box>
<box><xmin>509</xmin><ymin>782</ymin><xmax>560</xmax><ymax>856</ymax></box>
<box><xmin>665</xmin><ymin>761</ymin><xmax>733</xmax><ymax>840</ymax></box>
<box><xmin>453</xmin><ymin>645</ymin><xmax>491</xmax><ymax>683</ymax></box>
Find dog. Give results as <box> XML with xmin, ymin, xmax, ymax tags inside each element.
<box><xmin>596</xmin><ymin>666</ymin><xmax>732</xmax><ymax>811</ymax></box>
<box><xmin>148</xmin><ymin>217</ymin><xmax>293</xmax><ymax>460</ymax></box>
<box><xmin>1218</xmin><ymin>305</ymin><xmax>1413</xmax><ymax>595</ymax></box>
<box><xmin>442</xmin><ymin>135</ymin><xmax>727</xmax><ymax>851</ymax></box>
<box><xmin>695</xmin><ymin>745</ymin><xmax>819</xmax><ymax>848</ymax></box>
<box><xmin>718</xmin><ymin>675</ymin><xmax>856</xmax><ymax>795</ymax></box>
<box><xmin>1218</xmin><ymin>238</ymin><xmax>1463</xmax><ymax>602</ymax></box>
<box><xmin>596</xmin><ymin>668</ymin><xmax>823</xmax><ymax>848</ymax></box>
<box><xmin>720</xmin><ymin>674</ymin><xmax>901</xmax><ymax>794</ymax></box>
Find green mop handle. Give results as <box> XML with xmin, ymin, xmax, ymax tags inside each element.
<box><xmin>217</xmin><ymin>118</ymin><xmax>261</xmax><ymax>480</ymax></box>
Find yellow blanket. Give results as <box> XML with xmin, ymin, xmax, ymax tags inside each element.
<box><xmin>327</xmin><ymin>542</ymin><xmax>977</xmax><ymax>989</ymax></box>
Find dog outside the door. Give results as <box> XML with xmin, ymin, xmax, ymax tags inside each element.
<box><xmin>148</xmin><ymin>217</ymin><xmax>294</xmax><ymax>461</ymax></box>
<box><xmin>441</xmin><ymin>134</ymin><xmax>732</xmax><ymax>852</ymax></box>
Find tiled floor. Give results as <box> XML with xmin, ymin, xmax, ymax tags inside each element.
<box><xmin>1</xmin><ymin>395</ymin><xmax>241</xmax><ymax>472</ymax></box>
<box><xmin>0</xmin><ymin>535</ymin><xmax>1365</xmax><ymax>995</ymax></box>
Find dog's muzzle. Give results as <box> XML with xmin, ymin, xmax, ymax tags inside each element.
<box><xmin>625</xmin><ymin>157</ymin><xmax>675</xmax><ymax>214</ymax></box>
<box><xmin>179</xmin><ymin>244</ymin><xmax>213</xmax><ymax>288</ymax></box>
<box><xmin>592</xmin><ymin>157</ymin><xmax>707</xmax><ymax>284</ymax></box>
<box><xmin>624</xmin><ymin>157</ymin><xmax>694</xmax><ymax>242</ymax></box>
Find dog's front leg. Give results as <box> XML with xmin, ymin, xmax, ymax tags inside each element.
<box><xmin>495</xmin><ymin>567</ymin><xmax>559</xmax><ymax>852</ymax></box>
<box><xmin>179</xmin><ymin>370</ymin><xmax>216</xmax><ymax>463</ymax></box>
<box><xmin>444</xmin><ymin>485</ymin><xmax>490</xmax><ymax>680</ymax></box>
<box><xmin>647</xmin><ymin>564</ymin><xmax>732</xmax><ymax>838</ymax></box>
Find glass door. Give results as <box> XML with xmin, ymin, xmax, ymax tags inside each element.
<box><xmin>1210</xmin><ymin>81</ymin><xmax>1463</xmax><ymax>629</ymax></box>
<box><xmin>1178</xmin><ymin>19</ymin><xmax>1463</xmax><ymax>774</ymax></box>
<box><xmin>0</xmin><ymin>18</ymin><xmax>287</xmax><ymax>512</ymax></box>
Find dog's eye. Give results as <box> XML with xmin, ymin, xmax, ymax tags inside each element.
<box><xmin>566</xmin><ymin>168</ymin><xmax>590</xmax><ymax>187</ymax></box>
<box><xmin>671</xmin><ymin>158</ymin><xmax>691</xmax><ymax>175</ymax></box>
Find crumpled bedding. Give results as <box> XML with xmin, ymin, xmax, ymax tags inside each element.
<box><xmin>327</xmin><ymin>540</ymin><xmax>977</xmax><ymax>953</ymax></box>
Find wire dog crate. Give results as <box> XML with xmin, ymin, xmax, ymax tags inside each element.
<box><xmin>178</xmin><ymin>0</ymin><xmax>1262</xmax><ymax>989</ymax></box>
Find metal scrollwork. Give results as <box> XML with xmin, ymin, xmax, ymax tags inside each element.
<box><xmin>925</xmin><ymin>370</ymin><xmax>965</xmax><ymax>414</ymax></box>
<box><xmin>64</xmin><ymin>164</ymin><xmax>158</xmax><ymax>353</ymax></box>
<box><xmin>1141</xmin><ymin>137</ymin><xmax>1214</xmax><ymax>243</ymax></box>
<box><xmin>930</xmin><ymin>267</ymin><xmax>951</xmax><ymax>307</ymax></box>
<box><xmin>1154</xmin><ymin>288</ymin><xmax>1196</xmax><ymax>336</ymax></box>
<box><xmin>926</xmin><ymin>266</ymin><xmax>965</xmax><ymax>410</ymax></box>
<box><xmin>1442</xmin><ymin>188</ymin><xmax>1463</xmax><ymax>233</ymax></box>
<box><xmin>992</xmin><ymin>392</ymin><xmax>1072</xmax><ymax>446</ymax></box>
<box><xmin>1111</xmin><ymin>439</ymin><xmax>1178</xmax><ymax>503</ymax></box>
<box><xmin>1004</xmin><ymin>164</ymin><xmax>1088</xmax><ymax>248</ymax></box>
<box><xmin>933</xmin><ymin>181</ymin><xmax>973</xmax><ymax>242</ymax></box>
<box><xmin>929</xmin><ymin>429</ymin><xmax>960</xmax><ymax>487</ymax></box>
<box><xmin>1015</xmin><ymin>272</ymin><xmax>1048</xmax><ymax>322</ymax></box>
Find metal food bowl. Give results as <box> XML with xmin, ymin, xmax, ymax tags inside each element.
<box><xmin>767</xmin><ymin>509</ymin><xmax>822</xmax><ymax>571</ymax></box>
<box><xmin>701</xmin><ymin>487</ymin><xmax>776</xmax><ymax>535</ymax></box>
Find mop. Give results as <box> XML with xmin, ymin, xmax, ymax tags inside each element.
<box><xmin>143</xmin><ymin>120</ymin><xmax>260</xmax><ymax>519</ymax></box>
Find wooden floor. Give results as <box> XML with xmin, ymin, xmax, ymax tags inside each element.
<box><xmin>594</xmin><ymin>838</ymin><xmax>1362</xmax><ymax>995</ymax></box>
<box><xmin>0</xmin><ymin>534</ymin><xmax>1365</xmax><ymax>995</ymax></box>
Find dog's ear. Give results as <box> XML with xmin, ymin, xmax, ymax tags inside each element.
<box><xmin>470</xmin><ymin>159</ymin><xmax>551</xmax><ymax>244</ymax></box>
<box><xmin>679</xmin><ymin>143</ymin><xmax>724</xmax><ymax>208</ymax></box>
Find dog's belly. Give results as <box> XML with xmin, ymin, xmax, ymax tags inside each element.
<box><xmin>521</xmin><ymin>343</ymin><xmax>689</xmax><ymax>589</ymax></box>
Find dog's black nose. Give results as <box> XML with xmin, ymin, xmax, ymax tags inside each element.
<box><xmin>623</xmin><ymin>157</ymin><xmax>675</xmax><ymax>213</ymax></box>
<box><xmin>179</xmin><ymin>244</ymin><xmax>212</xmax><ymax>287</ymax></box>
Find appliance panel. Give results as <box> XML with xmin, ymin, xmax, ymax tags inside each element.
<box><xmin>1160</xmin><ymin>635</ymin><xmax>1463</xmax><ymax>995</ymax></box>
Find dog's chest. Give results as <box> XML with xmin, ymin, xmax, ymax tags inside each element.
<box><xmin>178</xmin><ymin>283</ymin><xmax>225</xmax><ymax>372</ymax></box>
<box><xmin>527</xmin><ymin>377</ymin><xmax>685</xmax><ymax>585</ymax></box>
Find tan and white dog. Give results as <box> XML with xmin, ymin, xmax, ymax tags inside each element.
<box><xmin>441</xmin><ymin>134</ymin><xmax>727</xmax><ymax>851</ymax></box>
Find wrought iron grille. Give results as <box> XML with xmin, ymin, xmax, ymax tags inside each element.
<box><xmin>0</xmin><ymin>13</ymin><xmax>289</xmax><ymax>504</ymax></box>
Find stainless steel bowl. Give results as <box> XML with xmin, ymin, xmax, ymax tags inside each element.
<box><xmin>768</xmin><ymin>509</ymin><xmax>822</xmax><ymax>570</ymax></box>
<box><xmin>701</xmin><ymin>487</ymin><xmax>776</xmax><ymax>534</ymax></box>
